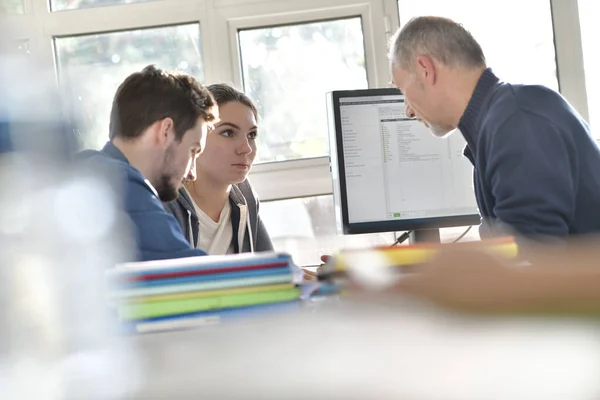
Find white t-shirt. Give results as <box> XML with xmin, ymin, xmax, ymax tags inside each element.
<box><xmin>193</xmin><ymin>199</ymin><xmax>234</xmax><ymax>255</ymax></box>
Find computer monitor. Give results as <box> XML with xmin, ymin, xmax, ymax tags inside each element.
<box><xmin>326</xmin><ymin>88</ymin><xmax>480</xmax><ymax>243</ymax></box>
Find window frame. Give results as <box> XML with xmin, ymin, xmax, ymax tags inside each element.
<box><xmin>38</xmin><ymin>0</ymin><xmax>209</xmax><ymax>75</ymax></box>
<box><xmin>0</xmin><ymin>0</ymin><xmax>592</xmax><ymax>202</ymax></box>
<box><xmin>232</xmin><ymin>13</ymin><xmax>371</xmax><ymax>165</ymax></box>
<box><xmin>216</xmin><ymin>0</ymin><xmax>391</xmax><ymax>201</ymax></box>
<box><xmin>550</xmin><ymin>0</ymin><xmax>589</xmax><ymax>122</ymax></box>
<box><xmin>226</xmin><ymin>4</ymin><xmax>381</xmax><ymax>95</ymax></box>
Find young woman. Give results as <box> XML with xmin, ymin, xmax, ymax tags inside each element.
<box><xmin>165</xmin><ymin>83</ymin><xmax>273</xmax><ymax>255</ymax></box>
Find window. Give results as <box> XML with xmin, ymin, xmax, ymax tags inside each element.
<box><xmin>54</xmin><ymin>23</ymin><xmax>204</xmax><ymax>149</ymax></box>
<box><xmin>7</xmin><ymin>0</ymin><xmax>580</xmax><ymax>206</ymax></box>
<box><xmin>50</xmin><ymin>0</ymin><xmax>155</xmax><ymax>12</ymax></box>
<box><xmin>397</xmin><ymin>0</ymin><xmax>558</xmax><ymax>91</ymax></box>
<box><xmin>238</xmin><ymin>17</ymin><xmax>368</xmax><ymax>163</ymax></box>
<box><xmin>260</xmin><ymin>195</ymin><xmax>479</xmax><ymax>266</ymax></box>
<box><xmin>0</xmin><ymin>0</ymin><xmax>24</xmax><ymax>14</ymax></box>
<box><xmin>578</xmin><ymin>0</ymin><xmax>599</xmax><ymax>131</ymax></box>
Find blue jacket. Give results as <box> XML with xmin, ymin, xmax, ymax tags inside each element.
<box><xmin>77</xmin><ymin>142</ymin><xmax>208</xmax><ymax>261</ymax></box>
<box><xmin>459</xmin><ymin>68</ymin><xmax>600</xmax><ymax>239</ymax></box>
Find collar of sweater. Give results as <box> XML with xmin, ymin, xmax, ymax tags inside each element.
<box><xmin>458</xmin><ymin>68</ymin><xmax>500</xmax><ymax>152</ymax></box>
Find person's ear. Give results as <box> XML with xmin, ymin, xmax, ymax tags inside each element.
<box><xmin>415</xmin><ymin>55</ymin><xmax>437</xmax><ymax>86</ymax></box>
<box><xmin>156</xmin><ymin>117</ymin><xmax>175</xmax><ymax>147</ymax></box>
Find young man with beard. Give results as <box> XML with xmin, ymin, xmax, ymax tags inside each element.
<box><xmin>78</xmin><ymin>65</ymin><xmax>217</xmax><ymax>261</ymax></box>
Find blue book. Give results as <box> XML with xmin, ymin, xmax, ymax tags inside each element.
<box><xmin>118</xmin><ymin>300</ymin><xmax>302</xmax><ymax>334</ymax></box>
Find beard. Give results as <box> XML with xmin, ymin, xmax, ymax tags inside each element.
<box><xmin>154</xmin><ymin>173</ymin><xmax>180</xmax><ymax>202</ymax></box>
<box><xmin>154</xmin><ymin>144</ymin><xmax>183</xmax><ymax>202</ymax></box>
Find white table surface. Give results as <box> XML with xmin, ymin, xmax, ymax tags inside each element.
<box><xmin>121</xmin><ymin>296</ymin><xmax>600</xmax><ymax>400</ymax></box>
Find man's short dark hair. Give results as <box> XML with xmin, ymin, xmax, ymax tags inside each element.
<box><xmin>109</xmin><ymin>65</ymin><xmax>216</xmax><ymax>141</ymax></box>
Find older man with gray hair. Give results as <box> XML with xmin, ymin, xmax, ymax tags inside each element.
<box><xmin>389</xmin><ymin>16</ymin><xmax>600</xmax><ymax>241</ymax></box>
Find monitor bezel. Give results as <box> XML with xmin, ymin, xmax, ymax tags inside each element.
<box><xmin>328</xmin><ymin>88</ymin><xmax>481</xmax><ymax>235</ymax></box>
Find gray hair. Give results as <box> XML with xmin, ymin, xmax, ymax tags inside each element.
<box><xmin>389</xmin><ymin>16</ymin><xmax>486</xmax><ymax>71</ymax></box>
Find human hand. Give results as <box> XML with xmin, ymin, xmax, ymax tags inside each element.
<box><xmin>301</xmin><ymin>255</ymin><xmax>331</xmax><ymax>282</ymax></box>
<box><xmin>302</xmin><ymin>268</ymin><xmax>318</xmax><ymax>281</ymax></box>
<box><xmin>391</xmin><ymin>248</ymin><xmax>531</xmax><ymax>312</ymax></box>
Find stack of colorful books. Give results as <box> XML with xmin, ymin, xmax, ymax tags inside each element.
<box><xmin>107</xmin><ymin>252</ymin><xmax>302</xmax><ymax>333</ymax></box>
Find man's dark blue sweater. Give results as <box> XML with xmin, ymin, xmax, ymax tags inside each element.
<box><xmin>458</xmin><ymin>68</ymin><xmax>600</xmax><ymax>239</ymax></box>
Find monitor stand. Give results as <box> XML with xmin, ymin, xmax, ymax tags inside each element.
<box><xmin>409</xmin><ymin>229</ymin><xmax>441</xmax><ymax>244</ymax></box>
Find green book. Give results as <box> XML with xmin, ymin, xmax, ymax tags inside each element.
<box><xmin>118</xmin><ymin>287</ymin><xmax>301</xmax><ymax>321</ymax></box>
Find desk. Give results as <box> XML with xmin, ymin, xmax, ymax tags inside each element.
<box><xmin>125</xmin><ymin>296</ymin><xmax>600</xmax><ymax>399</ymax></box>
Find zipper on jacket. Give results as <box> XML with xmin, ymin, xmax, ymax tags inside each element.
<box><xmin>186</xmin><ymin>209</ymin><xmax>195</xmax><ymax>247</ymax></box>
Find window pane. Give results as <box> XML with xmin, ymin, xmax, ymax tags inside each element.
<box><xmin>578</xmin><ymin>0</ymin><xmax>599</xmax><ymax>133</ymax></box>
<box><xmin>260</xmin><ymin>195</ymin><xmax>479</xmax><ymax>266</ymax></box>
<box><xmin>238</xmin><ymin>17</ymin><xmax>368</xmax><ymax>163</ymax></box>
<box><xmin>50</xmin><ymin>0</ymin><xmax>154</xmax><ymax>12</ymax></box>
<box><xmin>397</xmin><ymin>0</ymin><xmax>558</xmax><ymax>90</ymax></box>
<box><xmin>54</xmin><ymin>24</ymin><xmax>204</xmax><ymax>149</ymax></box>
<box><xmin>0</xmin><ymin>0</ymin><xmax>24</xmax><ymax>14</ymax></box>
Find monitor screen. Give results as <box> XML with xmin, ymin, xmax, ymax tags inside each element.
<box><xmin>326</xmin><ymin>88</ymin><xmax>480</xmax><ymax>235</ymax></box>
